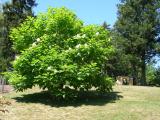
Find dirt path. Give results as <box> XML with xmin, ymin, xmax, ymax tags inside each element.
<box><xmin>0</xmin><ymin>85</ymin><xmax>13</xmax><ymax>93</ymax></box>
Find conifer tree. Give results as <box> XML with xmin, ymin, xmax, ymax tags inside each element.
<box><xmin>0</xmin><ymin>0</ymin><xmax>37</xmax><ymax>72</ymax></box>
<box><xmin>115</xmin><ymin>0</ymin><xmax>160</xmax><ymax>85</ymax></box>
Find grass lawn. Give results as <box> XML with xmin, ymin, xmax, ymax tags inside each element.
<box><xmin>1</xmin><ymin>85</ymin><xmax>160</xmax><ymax>120</ymax></box>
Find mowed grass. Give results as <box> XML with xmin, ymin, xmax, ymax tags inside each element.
<box><xmin>1</xmin><ymin>85</ymin><xmax>160</xmax><ymax>120</ymax></box>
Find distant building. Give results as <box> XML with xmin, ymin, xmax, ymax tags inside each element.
<box><xmin>116</xmin><ymin>76</ymin><xmax>133</xmax><ymax>85</ymax></box>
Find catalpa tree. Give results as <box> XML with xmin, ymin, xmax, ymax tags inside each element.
<box><xmin>7</xmin><ymin>7</ymin><xmax>114</xmax><ymax>99</ymax></box>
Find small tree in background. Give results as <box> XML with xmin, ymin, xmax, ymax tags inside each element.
<box><xmin>146</xmin><ymin>64</ymin><xmax>160</xmax><ymax>86</ymax></box>
<box><xmin>154</xmin><ymin>67</ymin><xmax>160</xmax><ymax>85</ymax></box>
<box><xmin>6</xmin><ymin>7</ymin><xmax>114</xmax><ymax>99</ymax></box>
<box><xmin>146</xmin><ymin>63</ymin><xmax>156</xmax><ymax>85</ymax></box>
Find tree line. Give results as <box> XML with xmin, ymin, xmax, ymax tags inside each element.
<box><xmin>0</xmin><ymin>0</ymin><xmax>160</xmax><ymax>86</ymax></box>
<box><xmin>112</xmin><ymin>0</ymin><xmax>160</xmax><ymax>85</ymax></box>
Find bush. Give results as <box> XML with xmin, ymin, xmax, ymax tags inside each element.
<box><xmin>152</xmin><ymin>67</ymin><xmax>160</xmax><ymax>86</ymax></box>
<box><xmin>7</xmin><ymin>7</ymin><xmax>114</xmax><ymax>99</ymax></box>
<box><xmin>146</xmin><ymin>64</ymin><xmax>156</xmax><ymax>85</ymax></box>
<box><xmin>146</xmin><ymin>64</ymin><xmax>160</xmax><ymax>86</ymax></box>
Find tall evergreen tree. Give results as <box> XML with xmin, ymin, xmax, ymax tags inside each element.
<box><xmin>0</xmin><ymin>1</ymin><xmax>8</xmax><ymax>72</ymax></box>
<box><xmin>3</xmin><ymin>0</ymin><xmax>37</xmax><ymax>28</ymax></box>
<box><xmin>102</xmin><ymin>21</ymin><xmax>111</xmax><ymax>30</ymax></box>
<box><xmin>0</xmin><ymin>0</ymin><xmax>37</xmax><ymax>72</ymax></box>
<box><xmin>115</xmin><ymin>0</ymin><xmax>160</xmax><ymax>85</ymax></box>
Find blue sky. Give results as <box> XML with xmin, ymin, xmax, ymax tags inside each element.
<box><xmin>34</xmin><ymin>0</ymin><xmax>160</xmax><ymax>67</ymax></box>
<box><xmin>34</xmin><ymin>0</ymin><xmax>120</xmax><ymax>26</ymax></box>
<box><xmin>2</xmin><ymin>0</ymin><xmax>120</xmax><ymax>26</ymax></box>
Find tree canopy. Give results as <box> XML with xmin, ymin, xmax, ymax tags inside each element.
<box><xmin>115</xmin><ymin>0</ymin><xmax>160</xmax><ymax>85</ymax></box>
<box><xmin>6</xmin><ymin>7</ymin><xmax>115</xmax><ymax>99</ymax></box>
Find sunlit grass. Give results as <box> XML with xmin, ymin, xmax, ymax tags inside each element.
<box><xmin>1</xmin><ymin>85</ymin><xmax>160</xmax><ymax>120</ymax></box>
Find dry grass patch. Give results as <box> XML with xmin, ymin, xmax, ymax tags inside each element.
<box><xmin>0</xmin><ymin>86</ymin><xmax>160</xmax><ymax>120</ymax></box>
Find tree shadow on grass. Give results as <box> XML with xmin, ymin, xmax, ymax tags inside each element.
<box><xmin>13</xmin><ymin>90</ymin><xmax>123</xmax><ymax>107</ymax></box>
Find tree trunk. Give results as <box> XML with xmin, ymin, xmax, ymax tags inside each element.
<box><xmin>140</xmin><ymin>55</ymin><xmax>146</xmax><ymax>85</ymax></box>
<box><xmin>132</xmin><ymin>63</ymin><xmax>138</xmax><ymax>85</ymax></box>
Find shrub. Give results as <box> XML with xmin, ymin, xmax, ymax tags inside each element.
<box><xmin>7</xmin><ymin>7</ymin><xmax>114</xmax><ymax>99</ymax></box>
<box><xmin>146</xmin><ymin>64</ymin><xmax>156</xmax><ymax>85</ymax></box>
<box><xmin>146</xmin><ymin>64</ymin><xmax>160</xmax><ymax>86</ymax></box>
<box><xmin>154</xmin><ymin>67</ymin><xmax>160</xmax><ymax>85</ymax></box>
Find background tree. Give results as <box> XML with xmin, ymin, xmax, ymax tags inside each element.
<box><xmin>146</xmin><ymin>63</ymin><xmax>156</xmax><ymax>85</ymax></box>
<box><xmin>101</xmin><ymin>22</ymin><xmax>133</xmax><ymax>81</ymax></box>
<box><xmin>154</xmin><ymin>67</ymin><xmax>160</xmax><ymax>85</ymax></box>
<box><xmin>0</xmin><ymin>1</ymin><xmax>8</xmax><ymax>72</ymax></box>
<box><xmin>102</xmin><ymin>21</ymin><xmax>111</xmax><ymax>30</ymax></box>
<box><xmin>114</xmin><ymin>0</ymin><xmax>160</xmax><ymax>85</ymax></box>
<box><xmin>0</xmin><ymin>0</ymin><xmax>37</xmax><ymax>72</ymax></box>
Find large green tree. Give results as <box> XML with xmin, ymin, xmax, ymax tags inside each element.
<box><xmin>6</xmin><ymin>7</ymin><xmax>114</xmax><ymax>99</ymax></box>
<box><xmin>0</xmin><ymin>0</ymin><xmax>37</xmax><ymax>72</ymax></box>
<box><xmin>115</xmin><ymin>0</ymin><xmax>160</xmax><ymax>85</ymax></box>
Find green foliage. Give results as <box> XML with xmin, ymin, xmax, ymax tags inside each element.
<box><xmin>114</xmin><ymin>0</ymin><xmax>160</xmax><ymax>85</ymax></box>
<box><xmin>0</xmin><ymin>6</ymin><xmax>7</xmax><ymax>72</ymax></box>
<box><xmin>147</xmin><ymin>65</ymin><xmax>160</xmax><ymax>86</ymax></box>
<box><xmin>146</xmin><ymin>64</ymin><xmax>156</xmax><ymax>85</ymax></box>
<box><xmin>7</xmin><ymin>7</ymin><xmax>114</xmax><ymax>99</ymax></box>
<box><xmin>0</xmin><ymin>0</ymin><xmax>37</xmax><ymax>72</ymax></box>
<box><xmin>105</xmin><ymin>32</ymin><xmax>132</xmax><ymax>78</ymax></box>
<box><xmin>3</xmin><ymin>0</ymin><xmax>37</xmax><ymax>28</ymax></box>
<box><xmin>154</xmin><ymin>67</ymin><xmax>160</xmax><ymax>85</ymax></box>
